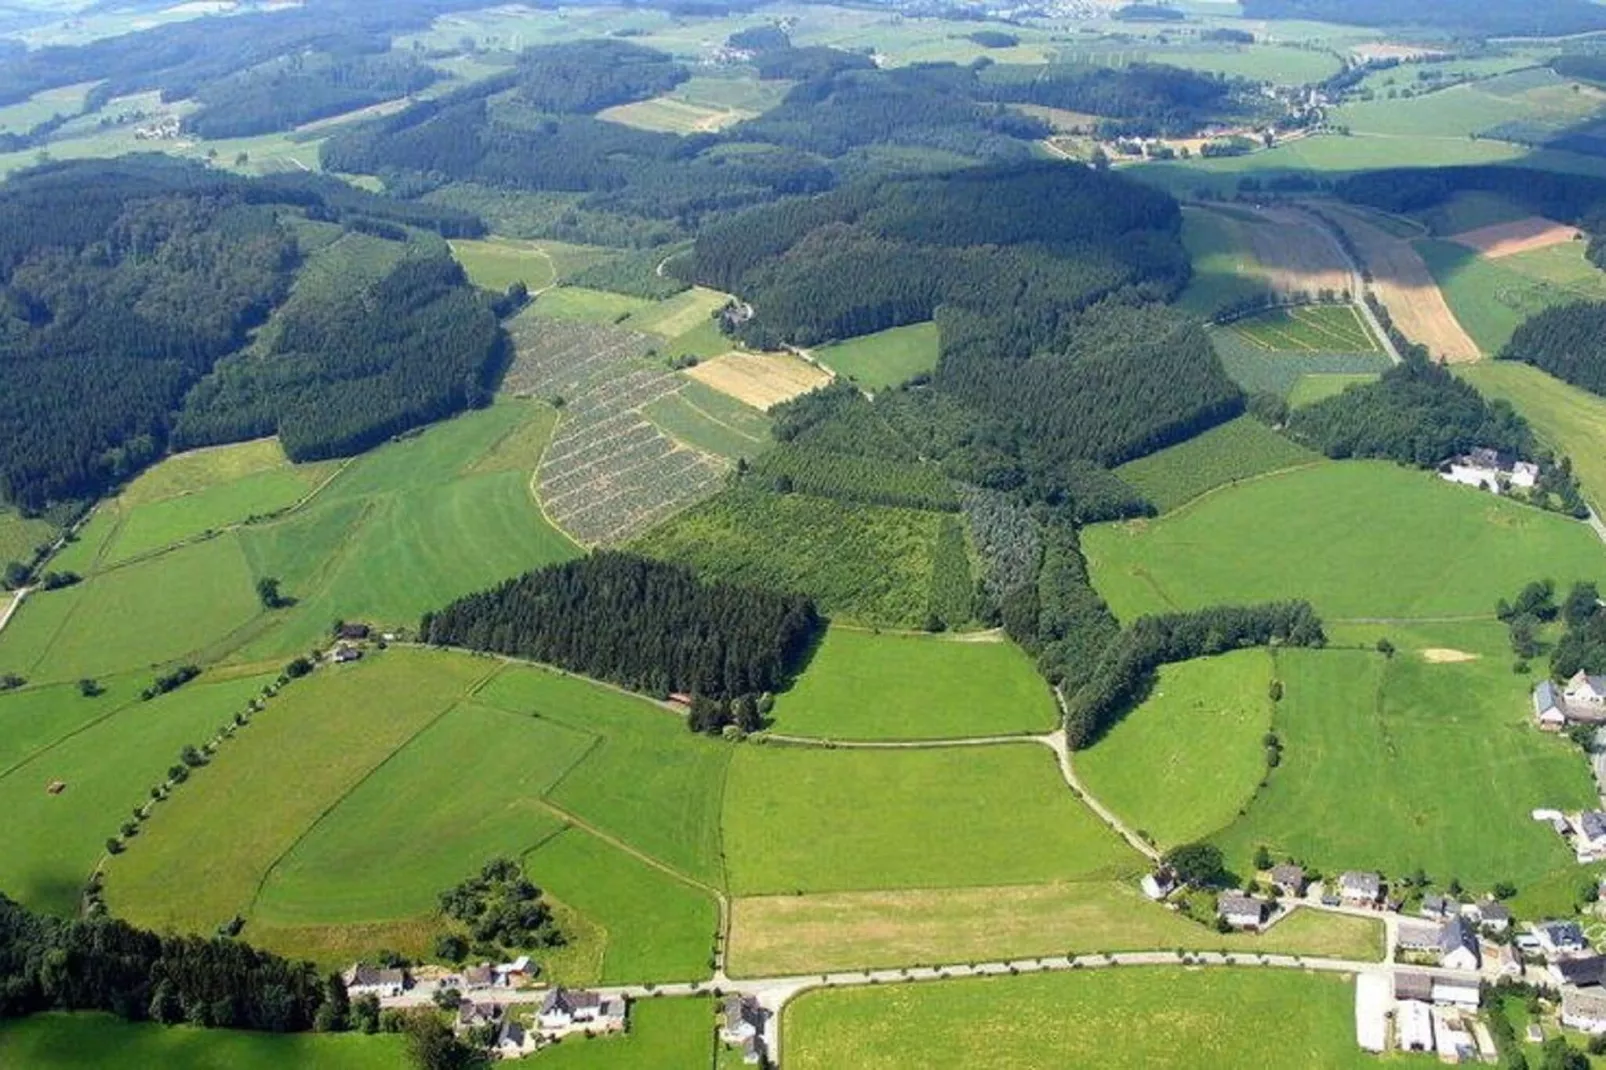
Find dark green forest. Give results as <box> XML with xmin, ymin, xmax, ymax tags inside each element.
<box><xmin>185</xmin><ymin>52</ymin><xmax>441</xmax><ymax>140</ymax></box>
<box><xmin>421</xmin><ymin>552</ymin><xmax>821</xmax><ymax>701</ymax></box>
<box><xmin>1501</xmin><ymin>301</ymin><xmax>1606</xmax><ymax>397</ymax></box>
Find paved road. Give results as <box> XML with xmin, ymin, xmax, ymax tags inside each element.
<box><xmin>0</xmin><ymin>586</ymin><xmax>28</xmax><ymax>638</ymax></box>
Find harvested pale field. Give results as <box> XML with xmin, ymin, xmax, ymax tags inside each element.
<box><xmin>1351</xmin><ymin>43</ymin><xmax>1445</xmax><ymax>63</ymax></box>
<box><xmin>1241</xmin><ymin>206</ymin><xmax>1352</xmax><ymax>298</ymax></box>
<box><xmin>1325</xmin><ymin>206</ymin><xmax>1481</xmax><ymax>363</ymax></box>
<box><xmin>684</xmin><ymin>352</ymin><xmax>831</xmax><ymax>411</ymax></box>
<box><xmin>1421</xmin><ymin>648</ymin><xmax>1478</xmax><ymax>663</ymax></box>
<box><xmin>1449</xmin><ymin>216</ymin><xmax>1582</xmax><ymax>259</ymax></box>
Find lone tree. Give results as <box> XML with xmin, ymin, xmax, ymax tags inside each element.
<box><xmin>1163</xmin><ymin>843</ymin><xmax>1227</xmax><ymax>888</ymax></box>
<box><xmin>256</xmin><ymin>576</ymin><xmax>289</xmax><ymax>609</ymax></box>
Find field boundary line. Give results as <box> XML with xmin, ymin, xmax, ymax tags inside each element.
<box><xmin>1145</xmin><ymin>458</ymin><xmax>1329</xmax><ymax>519</ymax></box>
<box><xmin>0</xmin><ymin>691</ymin><xmax>146</xmax><ymax>782</ymax></box>
<box><xmin>242</xmin><ymin>669</ymin><xmax>499</xmax><ymax>919</ymax></box>
<box><xmin>526</xmin><ymin>406</ymin><xmax>587</xmax><ymax>552</ymax></box>
<box><xmin>762</xmin><ymin>731</ymin><xmax>1046</xmax><ymax>750</ymax></box>
<box><xmin>667</xmin><ymin>391</ymin><xmax>767</xmax><ymax>446</ymax></box>
<box><xmin>533</xmin><ymin>796</ymin><xmax>726</xmax><ymax>903</ymax></box>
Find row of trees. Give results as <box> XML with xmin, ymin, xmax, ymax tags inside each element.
<box><xmin>420</xmin><ymin>552</ymin><xmax>822</xmax><ymax>700</ymax></box>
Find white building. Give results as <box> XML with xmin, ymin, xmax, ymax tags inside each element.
<box><xmin>1218</xmin><ymin>894</ymin><xmax>1270</xmax><ymax>930</ymax></box>
<box><xmin>1566</xmin><ymin>671</ymin><xmax>1606</xmax><ymax>710</ymax></box>
<box><xmin>1430</xmin><ymin>978</ymin><xmax>1481</xmax><ymax>1009</ymax></box>
<box><xmin>1355</xmin><ymin>973</ymin><xmax>1388</xmax><ymax>1053</ymax></box>
<box><xmin>1564</xmin><ymin>986</ymin><xmax>1606</xmax><ymax>1033</ymax></box>
<box><xmin>537</xmin><ymin>989</ymin><xmax>628</xmax><ymax>1035</ymax></box>
<box><xmin>344</xmin><ymin>964</ymin><xmax>407</xmax><ymax>999</ymax></box>
<box><xmin>1396</xmin><ymin>999</ymin><xmax>1435</xmax><ymax>1053</ymax></box>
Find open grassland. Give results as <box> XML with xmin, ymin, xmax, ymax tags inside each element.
<box><xmin>120</xmin><ymin>438</ymin><xmax>311</xmax><ymax>506</ymax></box>
<box><xmin>1210</xmin><ymin>330</ymin><xmax>1392</xmax><ymax>401</ymax></box>
<box><xmin>0</xmin><ymin>674</ymin><xmax>144</xmax><ymax>777</ymax></box>
<box><xmin>1082</xmin><ymin>461</ymin><xmax>1606</xmax><ymax>622</ymax></box>
<box><xmin>1229</xmin><ymin>305</ymin><xmax>1378</xmax><ymax>353</ymax></box>
<box><xmin>0</xmin><ymin>508</ymin><xmax>55</xmax><ymax>564</ymax></box>
<box><xmin>1462</xmin><ymin>361</ymin><xmax>1606</xmax><ymax>509</ymax></box>
<box><xmin>814</xmin><ymin>322</ymin><xmax>940</xmax><ymax>391</ymax></box>
<box><xmin>1078</xmin><ymin>651</ymin><xmax>1275</xmax><ymax>850</ymax></box>
<box><xmin>622</xmin><ymin>286</ymin><xmax>728</xmax><ymax>341</ymax></box>
<box><xmin>1415</xmin><ymin>191</ymin><xmax>1529</xmax><ymax>237</ymax></box>
<box><xmin>644</xmin><ymin>380</ymin><xmax>773</xmax><ymax>462</ymax></box>
<box><xmin>728</xmin><ymin>883</ymin><xmax>1382</xmax><ymax>977</ymax></box>
<box><xmin>0</xmin><ymin>673</ymin><xmax>274</xmax><ymax>916</ymax></box>
<box><xmin>1214</xmin><ymin>643</ymin><xmax>1596</xmax><ymax>892</ymax></box>
<box><xmin>1417</xmin><ymin>237</ymin><xmax>1606</xmax><ymax>356</ymax></box>
<box><xmin>598</xmin><ymin>94</ymin><xmax>753</xmax><ymax>133</ymax></box>
<box><xmin>1177</xmin><ymin>206</ymin><xmax>1269</xmax><ymax>318</ymax></box>
<box><xmin>532</xmin><ymin>286</ymin><xmax>655</xmax><ymax>324</ymax></box>
<box><xmin>475</xmin><ymin>664</ymin><xmax>731</xmax><ymax>888</ymax></box>
<box><xmin>1287</xmin><ymin>373</ymin><xmax>1379</xmax><ymax>408</ymax></box>
<box><xmin>104</xmin><ymin>650</ymin><xmax>490</xmax><ymax>934</ymax></box>
<box><xmin>722</xmin><ymin>743</ymin><xmax>1134</xmax><ymax>895</ymax></box>
<box><xmin>683</xmin><ymin>351</ymin><xmax>832</xmax><ymax>411</ymax></box>
<box><xmin>634</xmin><ymin>487</ymin><xmax>946</xmax><ymax>629</ymax></box>
<box><xmin>234</xmin><ymin>401</ymin><xmax>578</xmax><ymax>659</ymax></box>
<box><xmin>517</xmin><ymin>997</ymin><xmax>715</xmax><ymax>1070</ymax></box>
<box><xmin>523</xmin><ymin>826</ymin><xmax>719</xmax><ymax>984</ymax></box>
<box><xmin>0</xmin><ymin>1014</ymin><xmax>406</xmax><ymax>1070</ymax></box>
<box><xmin>1113</xmin><ymin>416</ymin><xmax>1320</xmax><ymax>512</ymax></box>
<box><xmin>773</xmin><ymin>626</ymin><xmax>1056</xmax><ymax>741</ymax></box>
<box><xmin>785</xmin><ymin>968</ymin><xmax>1387</xmax><ymax>1070</ymax></box>
<box><xmin>449</xmin><ymin>237</ymin><xmax>612</xmax><ymax>292</ymax></box>
<box><xmin>0</xmin><ymin>533</ymin><xmax>262</xmax><ymax>683</ymax></box>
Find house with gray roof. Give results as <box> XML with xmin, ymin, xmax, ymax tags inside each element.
<box><xmin>1564</xmin><ymin>985</ymin><xmax>1606</xmax><ymax>1034</ymax></box>
<box><xmin>538</xmin><ymin>988</ymin><xmax>627</xmax><ymax>1035</ymax></box>
<box><xmin>1536</xmin><ymin>920</ymin><xmax>1590</xmax><ymax>957</ymax></box>
<box><xmin>1535</xmin><ymin>680</ymin><xmax>1566</xmax><ymax>731</ymax></box>
<box><xmin>1268</xmin><ymin>864</ymin><xmax>1306</xmax><ymax>897</ymax></box>
<box><xmin>1394</xmin><ymin>971</ymin><xmax>1434</xmax><ymax>1002</ymax></box>
<box><xmin>1218</xmin><ymin>894</ymin><xmax>1269</xmax><ymax>930</ymax></box>
<box><xmin>1439</xmin><ymin>916</ymin><xmax>1481</xmax><ymax>972</ymax></box>
<box><xmin>343</xmin><ymin>963</ymin><xmax>407</xmax><ymax>998</ymax></box>
<box><xmin>1337</xmin><ymin>871</ymin><xmax>1381</xmax><ymax>906</ymax></box>
<box><xmin>1420</xmin><ymin>894</ymin><xmax>1453</xmax><ymax>919</ymax></box>
<box><xmin>1552</xmin><ymin>955</ymin><xmax>1606</xmax><ymax>988</ymax></box>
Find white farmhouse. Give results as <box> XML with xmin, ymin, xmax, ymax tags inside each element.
<box><xmin>343</xmin><ymin>964</ymin><xmax>407</xmax><ymax>999</ymax></box>
<box><xmin>537</xmin><ymin>989</ymin><xmax>627</xmax><ymax>1035</ymax></box>
<box><xmin>1218</xmin><ymin>894</ymin><xmax>1270</xmax><ymax>931</ymax></box>
<box><xmin>1566</xmin><ymin>671</ymin><xmax>1606</xmax><ymax>710</ymax></box>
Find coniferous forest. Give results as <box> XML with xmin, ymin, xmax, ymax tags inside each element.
<box><xmin>421</xmin><ymin>552</ymin><xmax>822</xmax><ymax>700</ymax></box>
<box><xmin>1501</xmin><ymin>301</ymin><xmax>1606</xmax><ymax>396</ymax></box>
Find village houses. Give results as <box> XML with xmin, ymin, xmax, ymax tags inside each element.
<box><xmin>1440</xmin><ymin>447</ymin><xmax>1539</xmax><ymax>496</ymax></box>
<box><xmin>1337</xmin><ymin>870</ymin><xmax>1382</xmax><ymax>907</ymax></box>
<box><xmin>721</xmin><ymin>995</ymin><xmax>768</xmax><ymax>1065</ymax></box>
<box><xmin>1217</xmin><ymin>894</ymin><xmax>1270</xmax><ymax>930</ymax></box>
<box><xmin>537</xmin><ymin>988</ymin><xmax>628</xmax><ymax>1036</ymax></box>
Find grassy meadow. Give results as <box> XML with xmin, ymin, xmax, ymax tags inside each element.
<box><xmin>772</xmin><ymin>627</ymin><xmax>1056</xmax><ymax>741</ymax></box>
<box><xmin>722</xmin><ymin>743</ymin><xmax>1135</xmax><ymax>895</ymax></box>
<box><xmin>1077</xmin><ymin>651</ymin><xmax>1275</xmax><ymax>850</ymax></box>
<box><xmin>1214</xmin><ymin>638</ymin><xmax>1596</xmax><ymax>894</ymax></box>
<box><xmin>1113</xmin><ymin>416</ymin><xmax>1319</xmax><ymax>512</ymax></box>
<box><xmin>644</xmin><ymin>381</ymin><xmax>773</xmax><ymax>462</ymax></box>
<box><xmin>1415</xmin><ymin>237</ymin><xmax>1606</xmax><ymax>356</ymax></box>
<box><xmin>448</xmin><ymin>237</ymin><xmax>612</xmax><ymax>292</ymax></box>
<box><xmin>0</xmin><ymin>674</ymin><xmax>145</xmax><ymax>776</ymax></box>
<box><xmin>0</xmin><ymin>508</ymin><xmax>57</xmax><ymax>564</ymax></box>
<box><xmin>0</xmin><ymin>672</ymin><xmax>274</xmax><ymax>916</ymax></box>
<box><xmin>1462</xmin><ymin>361</ymin><xmax>1606</xmax><ymax>508</ymax></box>
<box><xmin>814</xmin><ymin>322</ymin><xmax>940</xmax><ymax>391</ymax></box>
<box><xmin>1082</xmin><ymin>461</ymin><xmax>1606</xmax><ymax>622</ymax></box>
<box><xmin>784</xmin><ymin>968</ymin><xmax>1392</xmax><ymax>1070</ymax></box>
<box><xmin>727</xmin><ymin>883</ymin><xmax>1382</xmax><ymax>977</ymax></box>
<box><xmin>1287</xmin><ymin>373</ymin><xmax>1379</xmax><ymax>408</ymax></box>
<box><xmin>532</xmin><ymin>286</ymin><xmax>655</xmax><ymax>324</ymax></box>
<box><xmin>0</xmin><ymin>1014</ymin><xmax>406</xmax><ymax>1070</ymax></box>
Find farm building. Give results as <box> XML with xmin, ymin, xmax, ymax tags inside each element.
<box><xmin>1393</xmin><ymin>971</ymin><xmax>1433</xmax><ymax>1003</ymax></box>
<box><xmin>1467</xmin><ymin>900</ymin><xmax>1511</xmax><ymax>932</ymax></box>
<box><xmin>1396</xmin><ymin>999</ymin><xmax>1434</xmax><ymax>1053</ymax></box>
<box><xmin>1218</xmin><ymin>894</ymin><xmax>1270</xmax><ymax>930</ymax></box>
<box><xmin>1355</xmin><ymin>973</ymin><xmax>1388</xmax><ymax>1053</ymax></box>
<box><xmin>331</xmin><ymin>644</ymin><xmax>362</xmax><ymax>664</ymax></box>
<box><xmin>344</xmin><ymin>964</ymin><xmax>408</xmax><ymax>999</ymax></box>
<box><xmin>1580</xmin><ymin>812</ymin><xmax>1606</xmax><ymax>858</ymax></box>
<box><xmin>1566</xmin><ymin>672</ymin><xmax>1606</xmax><ymax>723</ymax></box>
<box><xmin>1438</xmin><ymin>917</ymin><xmax>1481</xmax><ymax>972</ymax></box>
<box><xmin>1397</xmin><ymin>921</ymin><xmax>1443</xmax><ymax>953</ymax></box>
<box><xmin>1268</xmin><ymin>863</ymin><xmax>1306</xmax><ymax>897</ymax></box>
<box><xmin>456</xmin><ymin>1001</ymin><xmax>502</xmax><ymax>1034</ymax></box>
<box><xmin>1535</xmin><ymin>680</ymin><xmax>1567</xmax><ymax>731</ymax></box>
<box><xmin>463</xmin><ymin>964</ymin><xmax>496</xmax><ymax>990</ymax></box>
<box><xmin>1420</xmin><ymin>894</ymin><xmax>1456</xmax><ymax>919</ymax></box>
<box><xmin>496</xmin><ymin>1019</ymin><xmax>537</xmax><ymax>1058</ymax></box>
<box><xmin>1439</xmin><ymin>448</ymin><xmax>1539</xmax><ymax>496</ymax></box>
<box><xmin>1430</xmin><ymin>978</ymin><xmax>1481</xmax><ymax>1009</ymax></box>
<box><xmin>1432</xmin><ymin>1006</ymin><xmax>1478</xmax><ymax>1061</ymax></box>
<box><xmin>1141</xmin><ymin>869</ymin><xmax>1177</xmax><ymax>900</ymax></box>
<box><xmin>721</xmin><ymin>995</ymin><xmax>768</xmax><ymax>1065</ymax></box>
<box><xmin>1564</xmin><ymin>986</ymin><xmax>1606</xmax><ymax>1033</ymax></box>
<box><xmin>1550</xmin><ymin>955</ymin><xmax>1606</xmax><ymax>988</ymax></box>
<box><xmin>336</xmin><ymin>622</ymin><xmax>371</xmax><ymax>641</ymax></box>
<box><xmin>1337</xmin><ymin>870</ymin><xmax>1381</xmax><ymax>906</ymax></box>
<box><xmin>537</xmin><ymin>988</ymin><xmax>627</xmax><ymax>1034</ymax></box>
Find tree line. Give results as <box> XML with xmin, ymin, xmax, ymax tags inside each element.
<box><xmin>1502</xmin><ymin>301</ymin><xmax>1606</xmax><ymax>396</ymax></box>
<box><xmin>420</xmin><ymin>551</ymin><xmax>822</xmax><ymax>701</ymax></box>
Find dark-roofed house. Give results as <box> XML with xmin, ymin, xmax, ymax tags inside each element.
<box><xmin>1338</xmin><ymin>871</ymin><xmax>1381</xmax><ymax>906</ymax></box>
<box><xmin>1397</xmin><ymin>920</ymin><xmax>1443</xmax><ymax>953</ymax></box>
<box><xmin>1551</xmin><ymin>955</ymin><xmax>1606</xmax><ymax>989</ymax></box>
<box><xmin>1536</xmin><ymin>920</ymin><xmax>1590</xmax><ymax>957</ymax></box>
<box><xmin>1439</xmin><ymin>916</ymin><xmax>1481</xmax><ymax>972</ymax></box>
<box><xmin>496</xmin><ymin>1019</ymin><xmax>536</xmax><ymax>1058</ymax></box>
<box><xmin>1535</xmin><ymin>680</ymin><xmax>1566</xmax><ymax>731</ymax></box>
<box><xmin>1218</xmin><ymin>894</ymin><xmax>1269</xmax><ymax>930</ymax></box>
<box><xmin>1394</xmin><ymin>971</ymin><xmax>1434</xmax><ymax>1002</ymax></box>
<box><xmin>343</xmin><ymin>963</ymin><xmax>407</xmax><ymax>998</ymax></box>
<box><xmin>1420</xmin><ymin>894</ymin><xmax>1452</xmax><ymax>919</ymax></box>
<box><xmin>456</xmin><ymin>1000</ymin><xmax>502</xmax><ymax>1033</ymax></box>
<box><xmin>1581</xmin><ymin>811</ymin><xmax>1606</xmax><ymax>855</ymax></box>
<box><xmin>1269</xmin><ymin>864</ymin><xmax>1306</xmax><ymax>897</ymax></box>
<box><xmin>1472</xmin><ymin>900</ymin><xmax>1511</xmax><ymax>932</ymax></box>
<box><xmin>1564</xmin><ymin>985</ymin><xmax>1606</xmax><ymax>1034</ymax></box>
<box><xmin>337</xmin><ymin>622</ymin><xmax>371</xmax><ymax>641</ymax></box>
<box><xmin>463</xmin><ymin>964</ymin><xmax>495</xmax><ymax>990</ymax></box>
<box><xmin>721</xmin><ymin>996</ymin><xmax>767</xmax><ymax>1063</ymax></box>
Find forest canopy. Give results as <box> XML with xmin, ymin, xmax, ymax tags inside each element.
<box><xmin>1501</xmin><ymin>300</ymin><xmax>1606</xmax><ymax>397</ymax></box>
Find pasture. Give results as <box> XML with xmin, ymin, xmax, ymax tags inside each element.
<box><xmin>722</xmin><ymin>743</ymin><xmax>1135</xmax><ymax>895</ymax></box>
<box><xmin>1082</xmin><ymin>461</ymin><xmax>1606</xmax><ymax>622</ymax></box>
<box><xmin>727</xmin><ymin>883</ymin><xmax>1382</xmax><ymax>976</ymax></box>
<box><xmin>104</xmin><ymin>650</ymin><xmax>491</xmax><ymax>935</ymax></box>
<box><xmin>1113</xmin><ymin>416</ymin><xmax>1320</xmax><ymax>512</ymax></box>
<box><xmin>0</xmin><ymin>672</ymin><xmax>274</xmax><ymax>917</ymax></box>
<box><xmin>448</xmin><ymin>237</ymin><xmax>612</xmax><ymax>292</ymax></box>
<box><xmin>814</xmin><ymin>322</ymin><xmax>940</xmax><ymax>391</ymax></box>
<box><xmin>1417</xmin><ymin>237</ymin><xmax>1606</xmax><ymax>356</ymax></box>
<box><xmin>1287</xmin><ymin>373</ymin><xmax>1378</xmax><ymax>408</ymax></box>
<box><xmin>773</xmin><ymin>627</ymin><xmax>1055</xmax><ymax>741</ymax></box>
<box><xmin>532</xmin><ymin>286</ymin><xmax>656</xmax><ymax>324</ymax></box>
<box><xmin>684</xmin><ymin>351</ymin><xmax>832</xmax><ymax>411</ymax></box>
<box><xmin>597</xmin><ymin>95</ymin><xmax>751</xmax><ymax>133</ymax></box>
<box><xmin>1177</xmin><ymin>207</ymin><xmax>1270</xmax><ymax>319</ymax></box>
<box><xmin>623</xmin><ymin>286</ymin><xmax>729</xmax><ymax>341</ymax></box>
<box><xmin>1214</xmin><ymin>643</ymin><xmax>1596</xmax><ymax>894</ymax></box>
<box><xmin>0</xmin><ymin>1014</ymin><xmax>406</xmax><ymax>1070</ymax></box>
<box><xmin>644</xmin><ymin>381</ymin><xmax>773</xmax><ymax>462</ymax></box>
<box><xmin>0</xmin><ymin>674</ymin><xmax>143</xmax><ymax>777</ymax></box>
<box><xmin>0</xmin><ymin>508</ymin><xmax>54</xmax><ymax>565</ymax></box>
<box><xmin>784</xmin><ymin>968</ymin><xmax>1388</xmax><ymax>1070</ymax></box>
<box><xmin>1462</xmin><ymin>361</ymin><xmax>1606</xmax><ymax>509</ymax></box>
<box><xmin>1077</xmin><ymin>651</ymin><xmax>1275</xmax><ymax>850</ymax></box>
<box><xmin>1414</xmin><ymin>191</ymin><xmax>1530</xmax><ymax>238</ymax></box>
<box><xmin>633</xmin><ymin>487</ymin><xmax>947</xmax><ymax>629</ymax></box>
<box><xmin>1229</xmin><ymin>305</ymin><xmax>1379</xmax><ymax>354</ymax></box>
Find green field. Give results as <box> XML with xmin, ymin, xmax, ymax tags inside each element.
<box><xmin>1113</xmin><ymin>417</ymin><xmax>1320</xmax><ymax>512</ymax></box>
<box><xmin>644</xmin><ymin>381</ymin><xmax>773</xmax><ymax>461</ymax></box>
<box><xmin>0</xmin><ymin>1014</ymin><xmax>406</xmax><ymax>1070</ymax></box>
<box><xmin>1078</xmin><ymin>650</ymin><xmax>1274</xmax><ymax>850</ymax></box>
<box><xmin>0</xmin><ymin>508</ymin><xmax>55</xmax><ymax>565</ymax></box>
<box><xmin>722</xmin><ymin>743</ymin><xmax>1135</xmax><ymax>895</ymax></box>
<box><xmin>1415</xmin><ymin>191</ymin><xmax>1531</xmax><ymax>237</ymax></box>
<box><xmin>1462</xmin><ymin>361</ymin><xmax>1606</xmax><ymax>509</ymax></box>
<box><xmin>1417</xmin><ymin>237</ymin><xmax>1606</xmax><ymax>356</ymax></box>
<box><xmin>597</xmin><ymin>95</ymin><xmax>752</xmax><ymax>134</ymax></box>
<box><xmin>1215</xmin><ymin>640</ymin><xmax>1597</xmax><ymax>894</ymax></box>
<box><xmin>0</xmin><ymin>674</ymin><xmax>144</xmax><ymax>776</ymax></box>
<box><xmin>449</xmin><ymin>237</ymin><xmax>613</xmax><ymax>292</ymax></box>
<box><xmin>1209</xmin><ymin>329</ymin><xmax>1393</xmax><ymax>401</ymax></box>
<box><xmin>533</xmin><ymin>286</ymin><xmax>657</xmax><ymax>324</ymax></box>
<box><xmin>1083</xmin><ymin>461</ymin><xmax>1606</xmax><ymax>622</ymax></box>
<box><xmin>634</xmin><ymin>487</ymin><xmax>948</xmax><ymax>629</ymax></box>
<box><xmin>623</xmin><ymin>285</ymin><xmax>728</xmax><ymax>341</ymax></box>
<box><xmin>1229</xmin><ymin>305</ymin><xmax>1379</xmax><ymax>354</ymax></box>
<box><xmin>1287</xmin><ymin>373</ymin><xmax>1379</xmax><ymax>408</ymax></box>
<box><xmin>814</xmin><ymin>322</ymin><xmax>940</xmax><ymax>391</ymax></box>
<box><xmin>519</xmin><ymin>997</ymin><xmax>716</xmax><ymax>1070</ymax></box>
<box><xmin>1177</xmin><ymin>207</ymin><xmax>1268</xmax><ymax>319</ymax></box>
<box><xmin>104</xmin><ymin>650</ymin><xmax>490</xmax><ymax>935</ymax></box>
<box><xmin>784</xmin><ymin>968</ymin><xmax>1394</xmax><ymax>1070</ymax></box>
<box><xmin>773</xmin><ymin>627</ymin><xmax>1057</xmax><ymax>740</ymax></box>
<box><xmin>0</xmin><ymin>672</ymin><xmax>274</xmax><ymax>916</ymax></box>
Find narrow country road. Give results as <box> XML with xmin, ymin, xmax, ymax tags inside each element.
<box><xmin>0</xmin><ymin>585</ymin><xmax>27</xmax><ymax>638</ymax></box>
<box><xmin>1040</xmin><ymin>727</ymin><xmax>1162</xmax><ymax>863</ymax></box>
<box><xmin>1587</xmin><ymin>507</ymin><xmax>1606</xmax><ymax>549</ymax></box>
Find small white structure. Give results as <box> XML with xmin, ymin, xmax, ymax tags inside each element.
<box><xmin>1430</xmin><ymin>978</ymin><xmax>1481</xmax><ymax>1009</ymax></box>
<box><xmin>344</xmin><ymin>964</ymin><xmax>407</xmax><ymax>999</ymax></box>
<box><xmin>1140</xmin><ymin>870</ymin><xmax>1176</xmax><ymax>900</ymax></box>
<box><xmin>1354</xmin><ymin>972</ymin><xmax>1388</xmax><ymax>1053</ymax></box>
<box><xmin>1396</xmin><ymin>999</ymin><xmax>1435</xmax><ymax>1053</ymax></box>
